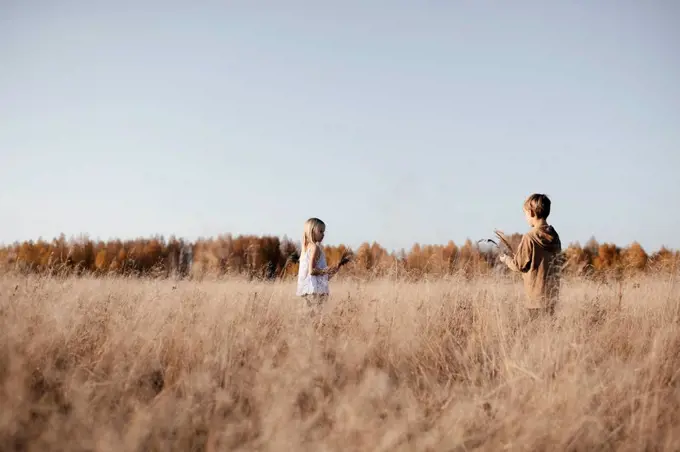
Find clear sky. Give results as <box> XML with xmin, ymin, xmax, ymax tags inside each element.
<box><xmin>1</xmin><ymin>1</ymin><xmax>679</xmax><ymax>252</ymax></box>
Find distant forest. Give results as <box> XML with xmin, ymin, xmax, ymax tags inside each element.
<box><xmin>0</xmin><ymin>233</ymin><xmax>677</xmax><ymax>280</ymax></box>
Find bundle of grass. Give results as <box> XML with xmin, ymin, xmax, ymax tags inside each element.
<box><xmin>478</xmin><ymin>230</ymin><xmax>516</xmax><ymax>258</ymax></box>
<box><xmin>493</xmin><ymin>229</ymin><xmax>516</xmax><ymax>256</ymax></box>
<box><xmin>337</xmin><ymin>250</ymin><xmax>353</xmax><ymax>268</ymax></box>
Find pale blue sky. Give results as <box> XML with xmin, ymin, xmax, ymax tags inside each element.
<box><xmin>1</xmin><ymin>1</ymin><xmax>679</xmax><ymax>252</ymax></box>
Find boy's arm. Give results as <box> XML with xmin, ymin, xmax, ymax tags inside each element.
<box><xmin>501</xmin><ymin>235</ymin><xmax>532</xmax><ymax>273</ymax></box>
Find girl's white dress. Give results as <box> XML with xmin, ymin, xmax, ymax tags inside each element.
<box><xmin>296</xmin><ymin>246</ymin><xmax>329</xmax><ymax>296</ymax></box>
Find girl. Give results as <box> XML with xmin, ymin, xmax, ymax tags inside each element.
<box><xmin>296</xmin><ymin>218</ymin><xmax>340</xmax><ymax>306</ymax></box>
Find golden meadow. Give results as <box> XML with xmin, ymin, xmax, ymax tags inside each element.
<box><xmin>2</xmin><ymin>233</ymin><xmax>679</xmax><ymax>450</ymax></box>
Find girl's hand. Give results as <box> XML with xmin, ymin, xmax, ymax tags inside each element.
<box><xmin>311</xmin><ymin>266</ymin><xmax>339</xmax><ymax>278</ymax></box>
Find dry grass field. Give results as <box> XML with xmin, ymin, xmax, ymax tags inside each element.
<box><xmin>1</xmin><ymin>274</ymin><xmax>679</xmax><ymax>451</ymax></box>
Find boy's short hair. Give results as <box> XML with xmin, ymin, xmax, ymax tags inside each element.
<box><xmin>524</xmin><ymin>193</ymin><xmax>551</xmax><ymax>219</ymax></box>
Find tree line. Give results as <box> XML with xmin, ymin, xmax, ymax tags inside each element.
<box><xmin>0</xmin><ymin>233</ymin><xmax>677</xmax><ymax>280</ymax></box>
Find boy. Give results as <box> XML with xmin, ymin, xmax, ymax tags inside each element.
<box><xmin>499</xmin><ymin>193</ymin><xmax>562</xmax><ymax>318</ymax></box>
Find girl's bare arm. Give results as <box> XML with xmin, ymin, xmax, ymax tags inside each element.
<box><xmin>308</xmin><ymin>244</ymin><xmax>338</xmax><ymax>277</ymax></box>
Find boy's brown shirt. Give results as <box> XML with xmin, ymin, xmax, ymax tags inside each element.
<box><xmin>507</xmin><ymin>224</ymin><xmax>562</xmax><ymax>310</ymax></box>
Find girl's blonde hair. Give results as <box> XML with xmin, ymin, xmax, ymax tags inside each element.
<box><xmin>302</xmin><ymin>218</ymin><xmax>325</xmax><ymax>253</ymax></box>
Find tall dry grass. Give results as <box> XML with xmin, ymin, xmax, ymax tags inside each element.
<box><xmin>1</xmin><ymin>274</ymin><xmax>679</xmax><ymax>451</ymax></box>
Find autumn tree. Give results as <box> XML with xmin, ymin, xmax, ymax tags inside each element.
<box><xmin>622</xmin><ymin>242</ymin><xmax>648</xmax><ymax>274</ymax></box>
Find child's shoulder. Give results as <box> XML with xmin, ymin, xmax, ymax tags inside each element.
<box><xmin>527</xmin><ymin>225</ymin><xmax>561</xmax><ymax>251</ymax></box>
<box><xmin>308</xmin><ymin>242</ymin><xmax>323</xmax><ymax>255</ymax></box>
